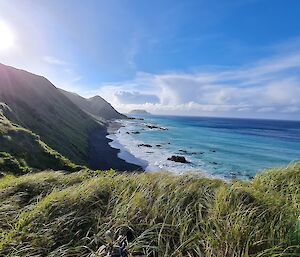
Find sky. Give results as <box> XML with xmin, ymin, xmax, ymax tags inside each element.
<box><xmin>0</xmin><ymin>0</ymin><xmax>300</xmax><ymax>120</ymax></box>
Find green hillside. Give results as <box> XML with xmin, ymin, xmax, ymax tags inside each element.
<box><xmin>0</xmin><ymin>64</ymin><xmax>101</xmax><ymax>165</ymax></box>
<box><xmin>0</xmin><ymin>105</ymin><xmax>79</xmax><ymax>173</ymax></box>
<box><xmin>0</xmin><ymin>164</ymin><xmax>299</xmax><ymax>256</ymax></box>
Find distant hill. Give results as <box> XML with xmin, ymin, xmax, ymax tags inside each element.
<box><xmin>129</xmin><ymin>109</ymin><xmax>151</xmax><ymax>115</ymax></box>
<box><xmin>60</xmin><ymin>89</ymin><xmax>126</xmax><ymax>121</ymax></box>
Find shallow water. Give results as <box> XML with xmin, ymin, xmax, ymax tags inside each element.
<box><xmin>108</xmin><ymin>115</ymin><xmax>300</xmax><ymax>180</ymax></box>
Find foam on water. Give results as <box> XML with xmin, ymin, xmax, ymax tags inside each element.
<box><xmin>107</xmin><ymin>119</ymin><xmax>210</xmax><ymax>176</ymax></box>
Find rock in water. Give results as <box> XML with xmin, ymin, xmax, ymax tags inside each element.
<box><xmin>167</xmin><ymin>155</ymin><xmax>190</xmax><ymax>163</ymax></box>
<box><xmin>138</xmin><ymin>144</ymin><xmax>152</xmax><ymax>148</ymax></box>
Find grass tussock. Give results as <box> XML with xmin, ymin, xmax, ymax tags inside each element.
<box><xmin>0</xmin><ymin>164</ymin><xmax>299</xmax><ymax>256</ymax></box>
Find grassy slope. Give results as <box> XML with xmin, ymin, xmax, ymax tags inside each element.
<box><xmin>0</xmin><ymin>107</ymin><xmax>79</xmax><ymax>173</ymax></box>
<box><xmin>0</xmin><ymin>64</ymin><xmax>101</xmax><ymax>165</ymax></box>
<box><xmin>0</xmin><ymin>164</ymin><xmax>299</xmax><ymax>256</ymax></box>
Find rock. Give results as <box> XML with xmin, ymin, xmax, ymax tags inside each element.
<box><xmin>210</xmin><ymin>150</ymin><xmax>216</xmax><ymax>152</ymax></box>
<box><xmin>132</xmin><ymin>131</ymin><xmax>140</xmax><ymax>134</ymax></box>
<box><xmin>179</xmin><ymin>150</ymin><xmax>201</xmax><ymax>155</ymax></box>
<box><xmin>146</xmin><ymin>125</ymin><xmax>168</xmax><ymax>130</ymax></box>
<box><xmin>126</xmin><ymin>132</ymin><xmax>130</xmax><ymax>134</ymax></box>
<box><xmin>179</xmin><ymin>149</ymin><xmax>188</xmax><ymax>153</ymax></box>
<box><xmin>167</xmin><ymin>155</ymin><xmax>190</xmax><ymax>163</ymax></box>
<box><xmin>210</xmin><ymin>161</ymin><xmax>218</xmax><ymax>165</ymax></box>
<box><xmin>138</xmin><ymin>144</ymin><xmax>152</xmax><ymax>148</ymax></box>
<box><xmin>156</xmin><ymin>144</ymin><xmax>161</xmax><ymax>147</ymax></box>
<box><xmin>127</xmin><ymin>117</ymin><xmax>144</xmax><ymax>120</ymax></box>
<box><xmin>167</xmin><ymin>142</ymin><xmax>171</xmax><ymax>144</ymax></box>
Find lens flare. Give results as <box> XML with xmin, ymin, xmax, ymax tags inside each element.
<box><xmin>0</xmin><ymin>21</ymin><xmax>15</xmax><ymax>51</ymax></box>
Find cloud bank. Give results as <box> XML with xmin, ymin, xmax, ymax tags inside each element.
<box><xmin>90</xmin><ymin>51</ymin><xmax>300</xmax><ymax>120</ymax></box>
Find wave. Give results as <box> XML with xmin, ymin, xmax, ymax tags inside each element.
<box><xmin>107</xmin><ymin>120</ymin><xmax>209</xmax><ymax>176</ymax></box>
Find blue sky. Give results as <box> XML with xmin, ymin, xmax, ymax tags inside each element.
<box><xmin>0</xmin><ymin>0</ymin><xmax>300</xmax><ymax>119</ymax></box>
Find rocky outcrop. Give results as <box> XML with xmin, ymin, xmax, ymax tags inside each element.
<box><xmin>167</xmin><ymin>155</ymin><xmax>190</xmax><ymax>163</ymax></box>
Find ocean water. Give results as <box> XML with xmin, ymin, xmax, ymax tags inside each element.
<box><xmin>107</xmin><ymin>115</ymin><xmax>300</xmax><ymax>180</ymax></box>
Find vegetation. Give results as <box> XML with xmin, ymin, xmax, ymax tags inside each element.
<box><xmin>0</xmin><ymin>64</ymin><xmax>102</xmax><ymax>165</ymax></box>
<box><xmin>0</xmin><ymin>111</ymin><xmax>80</xmax><ymax>173</ymax></box>
<box><xmin>0</xmin><ymin>164</ymin><xmax>299</xmax><ymax>256</ymax></box>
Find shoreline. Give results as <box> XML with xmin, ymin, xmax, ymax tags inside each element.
<box><xmin>106</xmin><ymin>120</ymin><xmax>148</xmax><ymax>169</ymax></box>
<box><xmin>87</xmin><ymin>120</ymin><xmax>144</xmax><ymax>172</ymax></box>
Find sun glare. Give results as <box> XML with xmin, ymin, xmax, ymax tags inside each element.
<box><xmin>0</xmin><ymin>21</ymin><xmax>15</xmax><ymax>51</ymax></box>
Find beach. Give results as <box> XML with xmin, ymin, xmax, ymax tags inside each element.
<box><xmin>87</xmin><ymin>122</ymin><xmax>143</xmax><ymax>172</ymax></box>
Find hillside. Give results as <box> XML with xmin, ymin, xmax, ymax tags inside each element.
<box><xmin>0</xmin><ymin>104</ymin><xmax>79</xmax><ymax>173</ymax></box>
<box><xmin>0</xmin><ymin>164</ymin><xmax>299</xmax><ymax>256</ymax></box>
<box><xmin>60</xmin><ymin>89</ymin><xmax>126</xmax><ymax>121</ymax></box>
<box><xmin>0</xmin><ymin>64</ymin><xmax>141</xmax><ymax>171</ymax></box>
<box><xmin>0</xmin><ymin>63</ymin><xmax>101</xmax><ymax>165</ymax></box>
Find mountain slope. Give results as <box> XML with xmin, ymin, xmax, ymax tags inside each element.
<box><xmin>60</xmin><ymin>89</ymin><xmax>126</xmax><ymax>121</ymax></box>
<box><xmin>0</xmin><ymin>104</ymin><xmax>78</xmax><ymax>173</ymax></box>
<box><xmin>0</xmin><ymin>63</ymin><xmax>100</xmax><ymax>165</ymax></box>
<box><xmin>0</xmin><ymin>63</ymin><xmax>141</xmax><ymax>171</ymax></box>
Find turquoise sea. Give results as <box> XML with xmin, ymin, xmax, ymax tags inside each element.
<box><xmin>108</xmin><ymin>115</ymin><xmax>300</xmax><ymax>180</ymax></box>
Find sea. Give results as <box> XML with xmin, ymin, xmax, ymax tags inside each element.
<box><xmin>107</xmin><ymin>115</ymin><xmax>300</xmax><ymax>180</ymax></box>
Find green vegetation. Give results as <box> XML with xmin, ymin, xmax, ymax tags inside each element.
<box><xmin>0</xmin><ymin>110</ymin><xmax>80</xmax><ymax>173</ymax></box>
<box><xmin>0</xmin><ymin>164</ymin><xmax>299</xmax><ymax>256</ymax></box>
<box><xmin>0</xmin><ymin>64</ymin><xmax>102</xmax><ymax>165</ymax></box>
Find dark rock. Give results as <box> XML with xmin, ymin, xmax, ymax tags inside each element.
<box><xmin>156</xmin><ymin>144</ymin><xmax>161</xmax><ymax>147</ymax></box>
<box><xmin>146</xmin><ymin>151</ymin><xmax>154</xmax><ymax>153</ymax></box>
<box><xmin>128</xmin><ymin>117</ymin><xmax>144</xmax><ymax>120</ymax></box>
<box><xmin>126</xmin><ymin>132</ymin><xmax>130</xmax><ymax>134</ymax></box>
<box><xmin>146</xmin><ymin>125</ymin><xmax>168</xmax><ymax>130</ymax></box>
<box><xmin>210</xmin><ymin>150</ymin><xmax>216</xmax><ymax>152</ymax></box>
<box><xmin>167</xmin><ymin>155</ymin><xmax>190</xmax><ymax>163</ymax></box>
<box><xmin>132</xmin><ymin>131</ymin><xmax>140</xmax><ymax>134</ymax></box>
<box><xmin>138</xmin><ymin>144</ymin><xmax>152</xmax><ymax>148</ymax></box>
<box><xmin>167</xmin><ymin>142</ymin><xmax>171</xmax><ymax>144</ymax></box>
<box><xmin>210</xmin><ymin>161</ymin><xmax>218</xmax><ymax>165</ymax></box>
<box><xmin>179</xmin><ymin>149</ymin><xmax>188</xmax><ymax>153</ymax></box>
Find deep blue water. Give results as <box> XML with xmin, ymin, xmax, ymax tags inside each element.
<box><xmin>109</xmin><ymin>115</ymin><xmax>300</xmax><ymax>179</ymax></box>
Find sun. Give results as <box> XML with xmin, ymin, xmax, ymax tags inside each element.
<box><xmin>0</xmin><ymin>21</ymin><xmax>15</xmax><ymax>51</ymax></box>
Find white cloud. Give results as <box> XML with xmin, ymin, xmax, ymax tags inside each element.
<box><xmin>90</xmin><ymin>50</ymin><xmax>300</xmax><ymax>119</ymax></box>
<box><xmin>115</xmin><ymin>91</ymin><xmax>159</xmax><ymax>104</ymax></box>
<box><xmin>43</xmin><ymin>56</ymin><xmax>67</xmax><ymax>65</ymax></box>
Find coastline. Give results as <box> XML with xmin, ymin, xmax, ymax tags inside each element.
<box><xmin>87</xmin><ymin>121</ymin><xmax>143</xmax><ymax>172</ymax></box>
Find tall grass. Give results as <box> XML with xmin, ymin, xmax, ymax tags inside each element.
<box><xmin>0</xmin><ymin>164</ymin><xmax>299</xmax><ymax>256</ymax></box>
